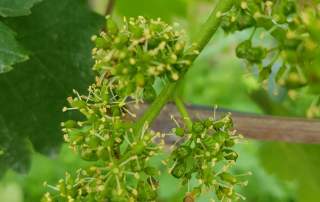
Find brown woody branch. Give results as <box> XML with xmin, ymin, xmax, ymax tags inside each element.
<box><xmin>132</xmin><ymin>103</ymin><xmax>320</xmax><ymax>144</ymax></box>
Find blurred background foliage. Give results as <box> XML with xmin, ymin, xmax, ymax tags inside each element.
<box><xmin>0</xmin><ymin>0</ymin><xmax>319</xmax><ymax>201</ymax></box>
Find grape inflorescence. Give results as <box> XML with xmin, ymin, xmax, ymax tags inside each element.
<box><xmin>42</xmin><ymin>15</ymin><xmax>247</xmax><ymax>202</ymax></box>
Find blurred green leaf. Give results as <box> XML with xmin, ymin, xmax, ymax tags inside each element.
<box><xmin>0</xmin><ymin>145</ymin><xmax>89</xmax><ymax>202</ymax></box>
<box><xmin>0</xmin><ymin>22</ymin><xmax>28</xmax><ymax>73</ymax></box>
<box><xmin>0</xmin><ymin>125</ymin><xmax>32</xmax><ymax>176</ymax></box>
<box><xmin>0</xmin><ymin>0</ymin><xmax>103</xmax><ymax>174</ymax></box>
<box><xmin>115</xmin><ymin>0</ymin><xmax>187</xmax><ymax>22</ymax></box>
<box><xmin>260</xmin><ymin>143</ymin><xmax>320</xmax><ymax>202</ymax></box>
<box><xmin>0</xmin><ymin>0</ymin><xmax>41</xmax><ymax>17</ymax></box>
<box><xmin>0</xmin><ymin>183</ymin><xmax>23</xmax><ymax>202</ymax></box>
<box><xmin>235</xmin><ymin>142</ymin><xmax>296</xmax><ymax>202</ymax></box>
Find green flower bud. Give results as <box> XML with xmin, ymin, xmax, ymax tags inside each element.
<box><xmin>284</xmin><ymin>71</ymin><xmax>307</xmax><ymax>89</ymax></box>
<box><xmin>94</xmin><ymin>37</ymin><xmax>110</xmax><ymax>49</ymax></box>
<box><xmin>130</xmin><ymin>161</ymin><xmax>141</xmax><ymax>172</ymax></box>
<box><xmin>225</xmin><ymin>139</ymin><xmax>235</xmax><ymax>147</ymax></box>
<box><xmin>174</xmin><ymin>127</ymin><xmax>185</xmax><ymax>137</ymax></box>
<box><xmin>213</xmin><ymin>131</ymin><xmax>229</xmax><ymax>144</ymax></box>
<box><xmin>80</xmin><ymin>149</ymin><xmax>98</xmax><ymax>161</ymax></box>
<box><xmin>237</xmin><ymin>13</ymin><xmax>255</xmax><ymax>30</ymax></box>
<box><xmin>221</xmin><ymin>15</ymin><xmax>237</xmax><ymax>33</ymax></box>
<box><xmin>244</xmin><ymin>1</ymin><xmax>260</xmax><ymax>15</ymax></box>
<box><xmin>192</xmin><ymin>121</ymin><xmax>204</xmax><ymax>134</ymax></box>
<box><xmin>97</xmin><ymin>147</ymin><xmax>109</xmax><ymax>161</ymax></box>
<box><xmin>63</xmin><ymin>120</ymin><xmax>77</xmax><ymax>128</ymax></box>
<box><xmin>223</xmin><ymin>149</ymin><xmax>238</xmax><ymax>161</ymax></box>
<box><xmin>68</xmin><ymin>98</ymin><xmax>86</xmax><ymax>109</ymax></box>
<box><xmin>203</xmin><ymin>119</ymin><xmax>213</xmax><ymax>128</ymax></box>
<box><xmin>174</xmin><ymin>146</ymin><xmax>191</xmax><ymax>158</ymax></box>
<box><xmin>283</xmin><ymin>37</ymin><xmax>301</xmax><ymax>50</ymax></box>
<box><xmin>221</xmin><ymin>186</ymin><xmax>233</xmax><ymax>196</ymax></box>
<box><xmin>106</xmin><ymin>17</ymin><xmax>119</xmax><ymax>35</ymax></box>
<box><xmin>236</xmin><ymin>40</ymin><xmax>252</xmax><ymax>59</ymax></box>
<box><xmin>246</xmin><ymin>46</ymin><xmax>266</xmax><ymax>63</ymax></box>
<box><xmin>171</xmin><ymin>162</ymin><xmax>186</xmax><ymax>178</ymax></box>
<box><xmin>115</xmin><ymin>34</ymin><xmax>129</xmax><ymax>48</ymax></box>
<box><xmin>129</xmin><ymin>24</ymin><xmax>143</xmax><ymax>38</ymax></box>
<box><xmin>58</xmin><ymin>180</ymin><xmax>66</xmax><ymax>195</ymax></box>
<box><xmin>283</xmin><ymin>1</ymin><xmax>296</xmax><ymax>16</ymax></box>
<box><xmin>144</xmin><ymin>166</ymin><xmax>159</xmax><ymax>176</ymax></box>
<box><xmin>135</xmin><ymin>73</ymin><xmax>145</xmax><ymax>87</ymax></box>
<box><xmin>68</xmin><ymin>130</ymin><xmax>85</xmax><ymax>144</ymax></box>
<box><xmin>149</xmin><ymin>22</ymin><xmax>163</xmax><ymax>33</ymax></box>
<box><xmin>219</xmin><ymin>172</ymin><xmax>237</xmax><ymax>184</ymax></box>
<box><xmin>86</xmin><ymin>136</ymin><xmax>100</xmax><ymax>148</ymax></box>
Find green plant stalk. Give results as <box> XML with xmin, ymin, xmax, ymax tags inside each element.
<box><xmin>174</xmin><ymin>96</ymin><xmax>193</xmax><ymax>131</ymax></box>
<box><xmin>135</xmin><ymin>83</ymin><xmax>176</xmax><ymax>129</ymax></box>
<box><xmin>191</xmin><ymin>0</ymin><xmax>235</xmax><ymax>55</ymax></box>
<box><xmin>135</xmin><ymin>0</ymin><xmax>234</xmax><ymax>133</ymax></box>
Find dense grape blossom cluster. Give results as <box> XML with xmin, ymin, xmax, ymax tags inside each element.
<box><xmin>221</xmin><ymin>0</ymin><xmax>320</xmax><ymax>98</ymax></box>
<box><xmin>42</xmin><ymin>14</ymin><xmax>246</xmax><ymax>202</ymax></box>
<box><xmin>91</xmin><ymin>16</ymin><xmax>198</xmax><ymax>101</ymax></box>
<box><xmin>168</xmin><ymin>114</ymin><xmax>248</xmax><ymax>201</ymax></box>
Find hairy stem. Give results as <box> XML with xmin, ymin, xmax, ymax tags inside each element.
<box><xmin>135</xmin><ymin>0</ymin><xmax>234</xmax><ymax>133</ymax></box>
<box><xmin>174</xmin><ymin>96</ymin><xmax>193</xmax><ymax>131</ymax></box>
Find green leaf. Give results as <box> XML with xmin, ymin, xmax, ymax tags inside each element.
<box><xmin>115</xmin><ymin>0</ymin><xmax>187</xmax><ymax>22</ymax></box>
<box><xmin>0</xmin><ymin>0</ymin><xmax>103</xmax><ymax>174</ymax></box>
<box><xmin>260</xmin><ymin>142</ymin><xmax>320</xmax><ymax>202</ymax></box>
<box><xmin>0</xmin><ymin>0</ymin><xmax>42</xmax><ymax>17</ymax></box>
<box><xmin>0</xmin><ymin>22</ymin><xmax>28</xmax><ymax>73</ymax></box>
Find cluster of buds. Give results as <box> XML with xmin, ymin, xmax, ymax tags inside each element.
<box><xmin>236</xmin><ymin>40</ymin><xmax>266</xmax><ymax>64</ymax></box>
<box><xmin>42</xmin><ymin>15</ymin><xmax>248</xmax><ymax>201</ymax></box>
<box><xmin>42</xmin><ymin>162</ymin><xmax>159</xmax><ymax>202</ymax></box>
<box><xmin>61</xmin><ymin>80</ymin><xmax>131</xmax><ymax>161</ymax></box>
<box><xmin>43</xmin><ymin>121</ymin><xmax>162</xmax><ymax>201</ymax></box>
<box><xmin>91</xmin><ymin>16</ymin><xmax>198</xmax><ymax>101</ymax></box>
<box><xmin>221</xmin><ymin>0</ymin><xmax>320</xmax><ymax>93</ymax></box>
<box><xmin>167</xmin><ymin>114</ymin><xmax>248</xmax><ymax>201</ymax></box>
<box><xmin>44</xmin><ymin>71</ymin><xmax>163</xmax><ymax>201</ymax></box>
<box><xmin>221</xmin><ymin>0</ymin><xmax>297</xmax><ymax>33</ymax></box>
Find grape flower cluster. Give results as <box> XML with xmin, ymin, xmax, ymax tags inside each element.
<box><xmin>91</xmin><ymin>16</ymin><xmax>198</xmax><ymax>101</ymax></box>
<box><xmin>221</xmin><ymin>0</ymin><xmax>320</xmax><ymax>97</ymax></box>
<box><xmin>41</xmin><ymin>16</ymin><xmax>247</xmax><ymax>202</ymax></box>
<box><xmin>167</xmin><ymin>114</ymin><xmax>248</xmax><ymax>201</ymax></box>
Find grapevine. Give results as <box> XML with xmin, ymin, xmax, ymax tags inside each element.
<box><xmin>41</xmin><ymin>0</ymin><xmax>320</xmax><ymax>202</ymax></box>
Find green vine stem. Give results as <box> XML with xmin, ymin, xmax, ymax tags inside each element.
<box><xmin>174</xmin><ymin>96</ymin><xmax>193</xmax><ymax>131</ymax></box>
<box><xmin>135</xmin><ymin>0</ymin><xmax>234</xmax><ymax>133</ymax></box>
